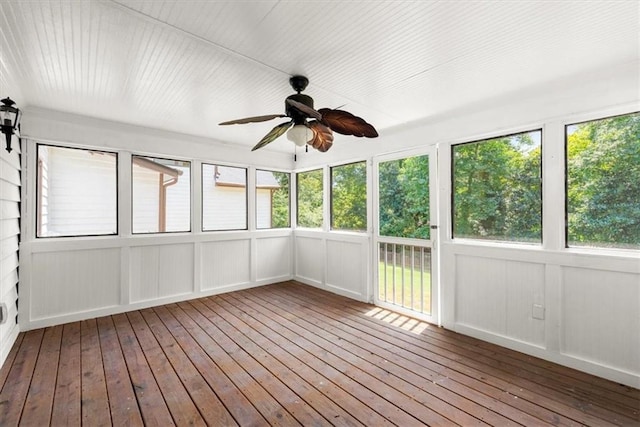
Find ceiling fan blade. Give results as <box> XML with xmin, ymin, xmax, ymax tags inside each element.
<box><xmin>307</xmin><ymin>121</ymin><xmax>334</xmax><ymax>152</ymax></box>
<box><xmin>318</xmin><ymin>108</ymin><xmax>378</xmax><ymax>138</ymax></box>
<box><xmin>286</xmin><ymin>99</ymin><xmax>322</xmax><ymax>121</ymax></box>
<box><xmin>219</xmin><ymin>114</ymin><xmax>286</xmax><ymax>125</ymax></box>
<box><xmin>251</xmin><ymin>121</ymin><xmax>293</xmax><ymax>151</ymax></box>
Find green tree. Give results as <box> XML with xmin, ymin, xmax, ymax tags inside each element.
<box><xmin>379</xmin><ymin>155</ymin><xmax>430</xmax><ymax>239</ymax></box>
<box><xmin>567</xmin><ymin>113</ymin><xmax>640</xmax><ymax>248</ymax></box>
<box><xmin>270</xmin><ymin>172</ymin><xmax>290</xmax><ymax>228</ymax></box>
<box><xmin>297</xmin><ymin>169</ymin><xmax>323</xmax><ymax>228</ymax></box>
<box><xmin>331</xmin><ymin>162</ymin><xmax>367</xmax><ymax>231</ymax></box>
<box><xmin>453</xmin><ymin>131</ymin><xmax>541</xmax><ymax>242</ymax></box>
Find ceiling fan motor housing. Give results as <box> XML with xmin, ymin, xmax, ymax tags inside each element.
<box><xmin>285</xmin><ymin>93</ymin><xmax>314</xmax><ymax>125</ymax></box>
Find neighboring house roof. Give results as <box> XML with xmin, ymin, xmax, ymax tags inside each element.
<box><xmin>215</xmin><ymin>165</ymin><xmax>280</xmax><ymax>189</ymax></box>
<box><xmin>133</xmin><ymin>156</ymin><xmax>183</xmax><ymax>177</ymax></box>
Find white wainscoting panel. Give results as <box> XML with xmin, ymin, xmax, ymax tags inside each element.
<box><xmin>31</xmin><ymin>248</ymin><xmax>120</xmax><ymax>319</ymax></box>
<box><xmin>295</xmin><ymin>236</ymin><xmax>324</xmax><ymax>285</ymax></box>
<box><xmin>326</xmin><ymin>238</ymin><xmax>368</xmax><ymax>300</ymax></box>
<box><xmin>456</xmin><ymin>255</ymin><xmax>507</xmax><ymax>332</ymax></box>
<box><xmin>561</xmin><ymin>267</ymin><xmax>640</xmax><ymax>376</ymax></box>
<box><xmin>256</xmin><ymin>236</ymin><xmax>291</xmax><ymax>282</ymax></box>
<box><xmin>130</xmin><ymin>243</ymin><xmax>194</xmax><ymax>302</ymax></box>
<box><xmin>456</xmin><ymin>255</ymin><xmax>545</xmax><ymax>347</ymax></box>
<box><xmin>200</xmin><ymin>239</ymin><xmax>251</xmax><ymax>290</ymax></box>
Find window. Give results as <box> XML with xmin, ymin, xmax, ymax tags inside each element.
<box><xmin>202</xmin><ymin>164</ymin><xmax>247</xmax><ymax>231</ymax></box>
<box><xmin>132</xmin><ymin>156</ymin><xmax>191</xmax><ymax>233</ymax></box>
<box><xmin>379</xmin><ymin>155</ymin><xmax>429</xmax><ymax>239</ymax></box>
<box><xmin>297</xmin><ymin>169</ymin><xmax>323</xmax><ymax>228</ymax></box>
<box><xmin>37</xmin><ymin>145</ymin><xmax>117</xmax><ymax>237</ymax></box>
<box><xmin>256</xmin><ymin>170</ymin><xmax>290</xmax><ymax>229</ymax></box>
<box><xmin>452</xmin><ymin>130</ymin><xmax>542</xmax><ymax>243</ymax></box>
<box><xmin>331</xmin><ymin>161</ymin><xmax>367</xmax><ymax>232</ymax></box>
<box><xmin>566</xmin><ymin>112</ymin><xmax>640</xmax><ymax>249</ymax></box>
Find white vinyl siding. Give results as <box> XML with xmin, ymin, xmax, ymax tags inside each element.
<box><xmin>256</xmin><ymin>189</ymin><xmax>272</xmax><ymax>228</ymax></box>
<box><xmin>202</xmin><ymin>164</ymin><xmax>247</xmax><ymax>231</ymax></box>
<box><xmin>37</xmin><ymin>146</ymin><xmax>117</xmax><ymax>237</ymax></box>
<box><xmin>131</xmin><ymin>165</ymin><xmax>160</xmax><ymax>233</ymax></box>
<box><xmin>0</xmin><ymin>138</ymin><xmax>20</xmax><ymax>368</ymax></box>
<box><xmin>132</xmin><ymin>156</ymin><xmax>191</xmax><ymax>234</ymax></box>
<box><xmin>165</xmin><ymin>166</ymin><xmax>190</xmax><ymax>232</ymax></box>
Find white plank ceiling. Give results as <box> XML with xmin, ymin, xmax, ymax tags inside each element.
<box><xmin>1</xmin><ymin>0</ymin><xmax>638</xmax><ymax>153</ymax></box>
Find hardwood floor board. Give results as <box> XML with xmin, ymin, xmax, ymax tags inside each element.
<box><xmin>95</xmin><ymin>316</ymin><xmax>144</xmax><ymax>426</ymax></box>
<box><xmin>125</xmin><ymin>310</ymin><xmax>207</xmax><ymax>426</ymax></box>
<box><xmin>139</xmin><ymin>307</ymin><xmax>239</xmax><ymax>426</ymax></box>
<box><xmin>237</xmin><ymin>287</ymin><xmax>546</xmax><ymax>426</ymax></box>
<box><xmin>20</xmin><ymin>325</ymin><xmax>62</xmax><ymax>426</ymax></box>
<box><xmin>297</xmin><ymin>282</ymin><xmax>640</xmax><ymax>421</ymax></box>
<box><xmin>172</xmin><ymin>301</ymin><xmax>302</xmax><ymax>426</ymax></box>
<box><xmin>111</xmin><ymin>312</ymin><xmax>175</xmax><ymax>426</ymax></box>
<box><xmin>80</xmin><ymin>319</ymin><xmax>112</xmax><ymax>426</ymax></box>
<box><xmin>188</xmin><ymin>298</ymin><xmax>339</xmax><ymax>426</ymax></box>
<box><xmin>303</xmin><ymin>283</ymin><xmax>640</xmax><ymax>408</ymax></box>
<box><xmin>263</xmin><ymin>286</ymin><xmax>576</xmax><ymax>427</ymax></box>
<box><xmin>152</xmin><ymin>304</ymin><xmax>268</xmax><ymax>426</ymax></box>
<box><xmin>205</xmin><ymin>294</ymin><xmax>456</xmax><ymax>426</ymax></box>
<box><xmin>1</xmin><ymin>281</ymin><xmax>638</xmax><ymax>426</ymax></box>
<box><xmin>0</xmin><ymin>328</ymin><xmax>44</xmax><ymax>426</ymax></box>
<box><xmin>219</xmin><ymin>291</ymin><xmax>502</xmax><ymax>426</ymax></box>
<box><xmin>272</xmin><ymin>282</ymin><xmax>631</xmax><ymax>426</ymax></box>
<box><xmin>0</xmin><ymin>333</ymin><xmax>23</xmax><ymax>389</ymax></box>
<box><xmin>193</xmin><ymin>296</ymin><xmax>366</xmax><ymax>427</ymax></box>
<box><xmin>51</xmin><ymin>322</ymin><xmax>82</xmax><ymax>426</ymax></box>
<box><xmin>204</xmin><ymin>294</ymin><xmax>388</xmax><ymax>427</ymax></box>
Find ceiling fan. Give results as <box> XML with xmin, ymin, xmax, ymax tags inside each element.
<box><xmin>219</xmin><ymin>75</ymin><xmax>378</xmax><ymax>152</ymax></box>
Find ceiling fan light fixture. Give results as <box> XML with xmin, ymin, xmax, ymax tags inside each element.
<box><xmin>286</xmin><ymin>124</ymin><xmax>313</xmax><ymax>147</ymax></box>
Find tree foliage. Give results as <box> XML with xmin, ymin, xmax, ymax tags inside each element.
<box><xmin>379</xmin><ymin>155</ymin><xmax>430</xmax><ymax>239</ymax></box>
<box><xmin>297</xmin><ymin>169</ymin><xmax>323</xmax><ymax>228</ymax></box>
<box><xmin>331</xmin><ymin>162</ymin><xmax>367</xmax><ymax>231</ymax></box>
<box><xmin>453</xmin><ymin>131</ymin><xmax>541</xmax><ymax>242</ymax></box>
<box><xmin>567</xmin><ymin>112</ymin><xmax>640</xmax><ymax>248</ymax></box>
<box><xmin>270</xmin><ymin>171</ymin><xmax>290</xmax><ymax>228</ymax></box>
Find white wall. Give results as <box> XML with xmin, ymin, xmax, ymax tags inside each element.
<box><xmin>293</xmin><ymin>61</ymin><xmax>640</xmax><ymax>388</ymax></box>
<box><xmin>18</xmin><ymin>113</ymin><xmax>293</xmax><ymax>331</ymax></box>
<box><xmin>0</xmin><ymin>134</ymin><xmax>21</xmax><ymax>369</ymax></box>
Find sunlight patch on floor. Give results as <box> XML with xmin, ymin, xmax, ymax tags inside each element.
<box><xmin>364</xmin><ymin>307</ymin><xmax>429</xmax><ymax>334</ymax></box>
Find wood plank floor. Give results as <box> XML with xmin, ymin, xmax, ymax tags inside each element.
<box><xmin>1</xmin><ymin>281</ymin><xmax>638</xmax><ymax>426</ymax></box>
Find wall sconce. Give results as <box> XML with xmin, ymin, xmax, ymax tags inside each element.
<box><xmin>0</xmin><ymin>97</ymin><xmax>22</xmax><ymax>153</ymax></box>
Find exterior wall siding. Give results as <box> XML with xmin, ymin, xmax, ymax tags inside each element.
<box><xmin>0</xmin><ymin>135</ymin><xmax>20</xmax><ymax>368</ymax></box>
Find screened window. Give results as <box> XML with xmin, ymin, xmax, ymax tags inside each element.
<box><xmin>379</xmin><ymin>155</ymin><xmax>430</xmax><ymax>239</ymax></box>
<box><xmin>297</xmin><ymin>169</ymin><xmax>323</xmax><ymax>228</ymax></box>
<box><xmin>132</xmin><ymin>156</ymin><xmax>191</xmax><ymax>234</ymax></box>
<box><xmin>202</xmin><ymin>164</ymin><xmax>247</xmax><ymax>231</ymax></box>
<box><xmin>37</xmin><ymin>145</ymin><xmax>117</xmax><ymax>238</ymax></box>
<box><xmin>256</xmin><ymin>170</ymin><xmax>290</xmax><ymax>229</ymax></box>
<box><xmin>331</xmin><ymin>161</ymin><xmax>367</xmax><ymax>232</ymax></box>
<box><xmin>566</xmin><ymin>112</ymin><xmax>640</xmax><ymax>249</ymax></box>
<box><xmin>452</xmin><ymin>130</ymin><xmax>542</xmax><ymax>243</ymax></box>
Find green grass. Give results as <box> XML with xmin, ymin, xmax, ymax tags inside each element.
<box><xmin>378</xmin><ymin>261</ymin><xmax>431</xmax><ymax>314</ymax></box>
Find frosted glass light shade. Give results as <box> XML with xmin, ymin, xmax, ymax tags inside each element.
<box><xmin>287</xmin><ymin>124</ymin><xmax>313</xmax><ymax>146</ymax></box>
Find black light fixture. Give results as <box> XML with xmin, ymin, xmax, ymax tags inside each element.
<box><xmin>0</xmin><ymin>97</ymin><xmax>22</xmax><ymax>153</ymax></box>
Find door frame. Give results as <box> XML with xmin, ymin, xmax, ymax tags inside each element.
<box><xmin>372</xmin><ymin>145</ymin><xmax>440</xmax><ymax>325</ymax></box>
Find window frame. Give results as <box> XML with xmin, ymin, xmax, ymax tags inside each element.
<box><xmin>35</xmin><ymin>143</ymin><xmax>119</xmax><ymax>239</ymax></box>
<box><xmin>330</xmin><ymin>160</ymin><xmax>368</xmax><ymax>233</ymax></box>
<box><xmin>131</xmin><ymin>154</ymin><xmax>192</xmax><ymax>235</ymax></box>
<box><xmin>255</xmin><ymin>169</ymin><xmax>291</xmax><ymax>230</ymax></box>
<box><xmin>564</xmin><ymin>111</ymin><xmax>640</xmax><ymax>251</ymax></box>
<box><xmin>201</xmin><ymin>162</ymin><xmax>248</xmax><ymax>232</ymax></box>
<box><xmin>450</xmin><ymin>128</ymin><xmax>543</xmax><ymax>244</ymax></box>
